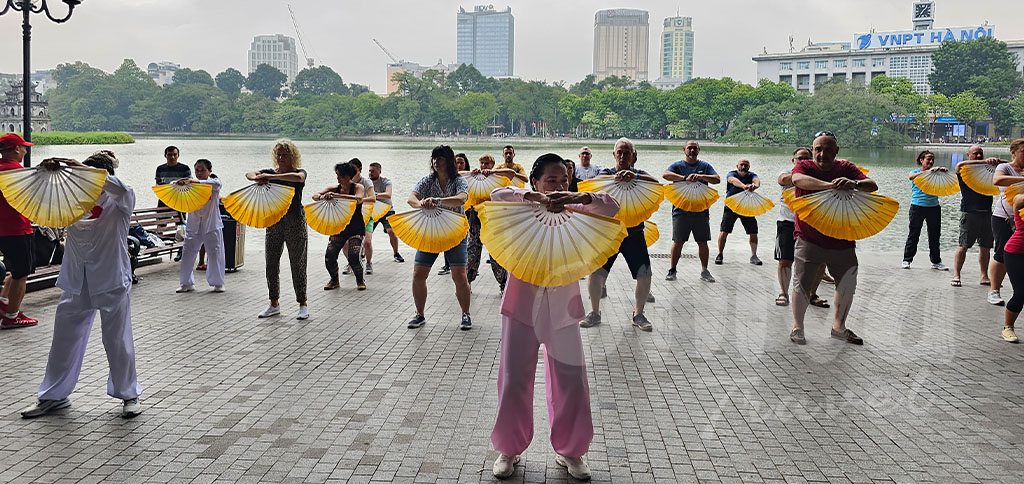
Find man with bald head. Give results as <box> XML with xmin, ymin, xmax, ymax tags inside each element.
<box><xmin>788</xmin><ymin>132</ymin><xmax>877</xmax><ymax>345</ymax></box>
<box><xmin>952</xmin><ymin>145</ymin><xmax>999</xmax><ymax>288</ymax></box>
<box><xmin>662</xmin><ymin>140</ymin><xmax>720</xmax><ymax>282</ymax></box>
<box><xmin>575</xmin><ymin>146</ymin><xmax>601</xmax><ymax>180</ymax></box>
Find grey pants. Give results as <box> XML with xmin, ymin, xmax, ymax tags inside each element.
<box><xmin>266</xmin><ymin>210</ymin><xmax>308</xmax><ymax>303</ymax></box>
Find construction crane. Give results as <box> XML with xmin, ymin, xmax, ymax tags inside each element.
<box><xmin>288</xmin><ymin>4</ymin><xmax>318</xmax><ymax>68</ymax></box>
<box><xmin>373</xmin><ymin>38</ymin><xmax>403</xmax><ymax>65</ymax></box>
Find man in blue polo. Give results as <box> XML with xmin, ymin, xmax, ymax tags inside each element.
<box><xmin>662</xmin><ymin>141</ymin><xmax>720</xmax><ymax>283</ymax></box>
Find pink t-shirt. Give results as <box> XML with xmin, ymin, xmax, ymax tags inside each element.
<box><xmin>792</xmin><ymin>159</ymin><xmax>868</xmax><ymax>250</ymax></box>
<box><xmin>1005</xmin><ymin>210</ymin><xmax>1024</xmax><ymax>255</ymax></box>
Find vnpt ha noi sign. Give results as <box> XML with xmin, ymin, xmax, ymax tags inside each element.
<box><xmin>853</xmin><ymin>26</ymin><xmax>995</xmax><ymax>50</ymax></box>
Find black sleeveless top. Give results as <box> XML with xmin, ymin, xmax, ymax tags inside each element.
<box><xmin>336</xmin><ymin>183</ymin><xmax>365</xmax><ymax>238</ymax></box>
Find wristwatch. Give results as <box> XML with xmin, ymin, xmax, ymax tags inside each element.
<box><xmin>854</xmin><ymin>180</ymin><xmax>861</xmax><ymax>189</ymax></box>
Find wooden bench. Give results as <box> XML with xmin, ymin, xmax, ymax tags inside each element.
<box><xmin>9</xmin><ymin>207</ymin><xmax>185</xmax><ymax>291</ymax></box>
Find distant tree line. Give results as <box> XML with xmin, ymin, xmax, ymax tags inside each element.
<box><xmin>41</xmin><ymin>37</ymin><xmax>1024</xmax><ymax>148</ymax></box>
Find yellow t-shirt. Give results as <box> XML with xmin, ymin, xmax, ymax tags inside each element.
<box><xmin>505</xmin><ymin>162</ymin><xmax>526</xmax><ymax>187</ymax></box>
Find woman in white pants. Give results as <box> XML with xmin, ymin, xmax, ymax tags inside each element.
<box><xmin>21</xmin><ymin>151</ymin><xmax>143</xmax><ymax>419</ymax></box>
<box><xmin>176</xmin><ymin>159</ymin><xmax>225</xmax><ymax>293</ymax></box>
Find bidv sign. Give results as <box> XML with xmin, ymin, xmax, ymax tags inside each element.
<box><xmin>853</xmin><ymin>26</ymin><xmax>995</xmax><ymax>50</ymax></box>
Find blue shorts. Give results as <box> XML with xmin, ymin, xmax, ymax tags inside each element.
<box><xmin>414</xmin><ymin>237</ymin><xmax>468</xmax><ymax>268</ymax></box>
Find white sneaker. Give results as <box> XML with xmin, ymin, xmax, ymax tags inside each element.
<box><xmin>175</xmin><ymin>285</ymin><xmax>194</xmax><ymax>293</ymax></box>
<box><xmin>492</xmin><ymin>454</ymin><xmax>520</xmax><ymax>479</ymax></box>
<box><xmin>901</xmin><ymin>261</ymin><xmax>911</xmax><ymax>269</ymax></box>
<box><xmin>258</xmin><ymin>305</ymin><xmax>281</xmax><ymax>318</ymax></box>
<box><xmin>555</xmin><ymin>455</ymin><xmax>592</xmax><ymax>480</ymax></box>
<box><xmin>931</xmin><ymin>263</ymin><xmax>949</xmax><ymax>271</ymax></box>
<box><xmin>988</xmin><ymin>290</ymin><xmax>1006</xmax><ymax>306</ymax></box>
<box><xmin>296</xmin><ymin>305</ymin><xmax>310</xmax><ymax>320</ymax></box>
<box><xmin>212</xmin><ymin>285</ymin><xmax>225</xmax><ymax>293</ymax></box>
<box><xmin>121</xmin><ymin>398</ymin><xmax>143</xmax><ymax>418</ymax></box>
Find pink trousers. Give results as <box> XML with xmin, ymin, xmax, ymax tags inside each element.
<box><xmin>490</xmin><ymin>316</ymin><xmax>593</xmax><ymax>458</ymax></box>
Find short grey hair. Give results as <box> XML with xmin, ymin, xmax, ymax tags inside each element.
<box><xmin>614</xmin><ymin>137</ymin><xmax>636</xmax><ymax>153</ymax></box>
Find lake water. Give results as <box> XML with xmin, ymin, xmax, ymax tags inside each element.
<box><xmin>28</xmin><ymin>138</ymin><xmax>1010</xmax><ymax>256</ymax></box>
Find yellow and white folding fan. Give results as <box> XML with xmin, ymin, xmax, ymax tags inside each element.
<box><xmin>724</xmin><ymin>190</ymin><xmax>775</xmax><ymax>217</ymax></box>
<box><xmin>788</xmin><ymin>189</ymin><xmax>899</xmax><ymax>241</ymax></box>
<box><xmin>0</xmin><ymin>164</ymin><xmax>107</xmax><ymax>227</ymax></box>
<box><xmin>781</xmin><ymin>187</ymin><xmax>797</xmax><ymax>208</ymax></box>
<box><xmin>1005</xmin><ymin>182</ymin><xmax>1024</xmax><ymax>203</ymax></box>
<box><xmin>152</xmin><ymin>182</ymin><xmax>213</xmax><ymax>213</ymax></box>
<box><xmin>463</xmin><ymin>172</ymin><xmax>511</xmax><ymax>207</ymax></box>
<box><xmin>858</xmin><ymin>166</ymin><xmax>870</xmax><ymax>175</ymax></box>
<box><xmin>663</xmin><ymin>181</ymin><xmax>719</xmax><ymax>212</ymax></box>
<box><xmin>361</xmin><ymin>203</ymin><xmax>373</xmax><ymax>224</ymax></box>
<box><xmin>644</xmin><ymin>221</ymin><xmax>659</xmax><ymax>247</ymax></box>
<box><xmin>389</xmin><ymin>207</ymin><xmax>469</xmax><ymax>253</ymax></box>
<box><xmin>478</xmin><ymin>201</ymin><xmax>627</xmax><ymax>287</ymax></box>
<box><xmin>221</xmin><ymin>183</ymin><xmax>295</xmax><ymax>229</ymax></box>
<box><xmin>372</xmin><ymin>200</ymin><xmax>391</xmax><ymax>220</ymax></box>
<box><xmin>913</xmin><ymin>169</ymin><xmax>960</xmax><ymax>197</ymax></box>
<box><xmin>577</xmin><ymin>177</ymin><xmax>663</xmax><ymax>227</ymax></box>
<box><xmin>959</xmin><ymin>164</ymin><xmax>1000</xmax><ymax>196</ymax></box>
<box><xmin>304</xmin><ymin>198</ymin><xmax>358</xmax><ymax>236</ymax></box>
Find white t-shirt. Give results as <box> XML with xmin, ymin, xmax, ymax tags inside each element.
<box><xmin>186</xmin><ymin>178</ymin><xmax>223</xmax><ymax>236</ymax></box>
<box><xmin>777</xmin><ymin>168</ymin><xmax>795</xmax><ymax>223</ymax></box>
<box><xmin>993</xmin><ymin>163</ymin><xmax>1021</xmax><ymax>219</ymax></box>
<box><xmin>575</xmin><ymin>164</ymin><xmax>602</xmax><ymax>180</ymax></box>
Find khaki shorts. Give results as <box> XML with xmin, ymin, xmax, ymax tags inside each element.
<box><xmin>792</xmin><ymin>238</ymin><xmax>858</xmax><ymax>297</ymax></box>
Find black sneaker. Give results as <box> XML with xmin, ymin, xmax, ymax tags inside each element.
<box><xmin>715</xmin><ymin>254</ymin><xmax>724</xmax><ymax>265</ymax></box>
<box><xmin>601</xmin><ymin>286</ymin><xmax>608</xmax><ymax>299</ymax></box>
<box><xmin>394</xmin><ymin>253</ymin><xmax>405</xmax><ymax>263</ymax></box>
<box><xmin>830</xmin><ymin>328</ymin><xmax>863</xmax><ymax>345</ymax></box>
<box><xmin>438</xmin><ymin>266</ymin><xmax>451</xmax><ymax>276</ymax></box>
<box><xmin>632</xmin><ymin>313</ymin><xmax>653</xmax><ymax>332</ymax></box>
<box><xmin>580</xmin><ymin>312</ymin><xmax>601</xmax><ymax>328</ymax></box>
<box><xmin>665</xmin><ymin>269</ymin><xmax>677</xmax><ymax>281</ymax></box>
<box><xmin>460</xmin><ymin>313</ymin><xmax>472</xmax><ymax>330</ymax></box>
<box><xmin>407</xmin><ymin>314</ymin><xmax>426</xmax><ymax>329</ymax></box>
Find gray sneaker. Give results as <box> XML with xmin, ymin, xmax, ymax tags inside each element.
<box><xmin>646</xmin><ymin>293</ymin><xmax>655</xmax><ymax>303</ymax></box>
<box><xmin>700</xmin><ymin>270</ymin><xmax>716</xmax><ymax>283</ymax></box>
<box><xmin>21</xmin><ymin>398</ymin><xmax>71</xmax><ymax>419</ymax></box>
<box><xmin>750</xmin><ymin>255</ymin><xmax>763</xmax><ymax>266</ymax></box>
<box><xmin>365</xmin><ymin>262</ymin><xmax>373</xmax><ymax>275</ymax></box>
<box><xmin>632</xmin><ymin>313</ymin><xmax>653</xmax><ymax>332</ymax></box>
<box><xmin>580</xmin><ymin>312</ymin><xmax>601</xmax><ymax>328</ymax></box>
<box><xmin>790</xmin><ymin>328</ymin><xmax>806</xmax><ymax>345</ymax></box>
<box><xmin>122</xmin><ymin>398</ymin><xmax>143</xmax><ymax>418</ymax></box>
<box><xmin>665</xmin><ymin>269</ymin><xmax>677</xmax><ymax>281</ymax></box>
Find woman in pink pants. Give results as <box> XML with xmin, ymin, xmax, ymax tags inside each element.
<box><xmin>489</xmin><ymin>154</ymin><xmax>619</xmax><ymax>480</ymax></box>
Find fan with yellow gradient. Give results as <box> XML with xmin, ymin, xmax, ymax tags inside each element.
<box><xmin>782</xmin><ymin>187</ymin><xmax>797</xmax><ymax>209</ymax></box>
<box><xmin>389</xmin><ymin>207</ymin><xmax>469</xmax><ymax>253</ymax></box>
<box><xmin>644</xmin><ymin>221</ymin><xmax>659</xmax><ymax>247</ymax></box>
<box><xmin>152</xmin><ymin>182</ymin><xmax>213</xmax><ymax>213</ymax></box>
<box><xmin>478</xmin><ymin>201</ymin><xmax>627</xmax><ymax>287</ymax></box>
<box><xmin>664</xmin><ymin>181</ymin><xmax>719</xmax><ymax>212</ymax></box>
<box><xmin>304</xmin><ymin>198</ymin><xmax>358</xmax><ymax>235</ymax></box>
<box><xmin>858</xmin><ymin>166</ymin><xmax>870</xmax><ymax>175</ymax></box>
<box><xmin>372</xmin><ymin>200</ymin><xmax>391</xmax><ymax>219</ymax></box>
<box><xmin>1005</xmin><ymin>182</ymin><xmax>1024</xmax><ymax>202</ymax></box>
<box><xmin>221</xmin><ymin>183</ymin><xmax>295</xmax><ymax>229</ymax></box>
<box><xmin>577</xmin><ymin>177</ymin><xmax>663</xmax><ymax>227</ymax></box>
<box><xmin>0</xmin><ymin>164</ymin><xmax>107</xmax><ymax>227</ymax></box>
<box><xmin>724</xmin><ymin>190</ymin><xmax>775</xmax><ymax>217</ymax></box>
<box><xmin>788</xmin><ymin>189</ymin><xmax>899</xmax><ymax>241</ymax></box>
<box><xmin>912</xmin><ymin>169</ymin><xmax>960</xmax><ymax>197</ymax></box>
<box><xmin>463</xmin><ymin>172</ymin><xmax>511</xmax><ymax>207</ymax></box>
<box><xmin>959</xmin><ymin>164</ymin><xmax>1000</xmax><ymax>196</ymax></box>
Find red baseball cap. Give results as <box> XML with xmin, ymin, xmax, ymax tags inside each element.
<box><xmin>0</xmin><ymin>133</ymin><xmax>33</xmax><ymax>150</ymax></box>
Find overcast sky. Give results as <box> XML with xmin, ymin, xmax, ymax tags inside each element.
<box><xmin>1</xmin><ymin>0</ymin><xmax>1021</xmax><ymax>93</ymax></box>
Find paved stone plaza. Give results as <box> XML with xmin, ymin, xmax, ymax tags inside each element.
<box><xmin>1</xmin><ymin>247</ymin><xmax>1023</xmax><ymax>483</ymax></box>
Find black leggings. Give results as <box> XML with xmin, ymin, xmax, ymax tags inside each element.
<box><xmin>903</xmin><ymin>205</ymin><xmax>941</xmax><ymax>264</ymax></box>
<box><xmin>1004</xmin><ymin>251</ymin><xmax>1024</xmax><ymax>313</ymax></box>
<box><xmin>326</xmin><ymin>234</ymin><xmax>364</xmax><ymax>284</ymax></box>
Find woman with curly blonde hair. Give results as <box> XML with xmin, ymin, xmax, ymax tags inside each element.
<box><xmin>245</xmin><ymin>139</ymin><xmax>310</xmax><ymax>320</ymax></box>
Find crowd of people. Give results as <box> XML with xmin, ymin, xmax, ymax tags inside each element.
<box><xmin>4</xmin><ymin>130</ymin><xmax>1024</xmax><ymax>480</ymax></box>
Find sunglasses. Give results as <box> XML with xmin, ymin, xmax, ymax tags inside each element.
<box><xmin>814</xmin><ymin>131</ymin><xmax>837</xmax><ymax>142</ymax></box>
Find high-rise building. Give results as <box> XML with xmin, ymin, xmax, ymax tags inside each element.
<box><xmin>659</xmin><ymin>16</ymin><xmax>694</xmax><ymax>84</ymax></box>
<box><xmin>147</xmin><ymin>61</ymin><xmax>180</xmax><ymax>86</ymax></box>
<box><xmin>593</xmin><ymin>9</ymin><xmax>650</xmax><ymax>82</ymax></box>
<box><xmin>248</xmin><ymin>34</ymin><xmax>300</xmax><ymax>83</ymax></box>
<box><xmin>456</xmin><ymin>5</ymin><xmax>514</xmax><ymax>77</ymax></box>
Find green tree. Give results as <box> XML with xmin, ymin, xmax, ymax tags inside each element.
<box><xmin>172</xmin><ymin>68</ymin><xmax>215</xmax><ymax>85</ymax></box>
<box><xmin>947</xmin><ymin>91</ymin><xmax>990</xmax><ymax>134</ymax></box>
<box><xmin>245</xmin><ymin>64</ymin><xmax>287</xmax><ymax>99</ymax></box>
<box><xmin>1010</xmin><ymin>94</ymin><xmax>1024</xmax><ymax>130</ymax></box>
<box><xmin>569</xmin><ymin>75</ymin><xmax>597</xmax><ymax>96</ymax></box>
<box><xmin>292</xmin><ymin>66</ymin><xmax>348</xmax><ymax>96</ymax></box>
<box><xmin>930</xmin><ymin>37</ymin><xmax>1023</xmax><ymax>101</ymax></box>
<box><xmin>447</xmin><ymin>64</ymin><xmax>497</xmax><ymax>94</ymax></box>
<box><xmin>215</xmin><ymin>68</ymin><xmax>246</xmax><ymax>95</ymax></box>
<box><xmin>349</xmin><ymin>84</ymin><xmax>371</xmax><ymax>97</ymax></box>
<box><xmin>450</xmin><ymin>92</ymin><xmax>499</xmax><ymax>133</ymax></box>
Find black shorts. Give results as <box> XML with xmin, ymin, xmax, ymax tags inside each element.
<box><xmin>0</xmin><ymin>234</ymin><xmax>35</xmax><ymax>279</ymax></box>
<box><xmin>993</xmin><ymin>215</ymin><xmax>1015</xmax><ymax>263</ymax></box>
<box><xmin>775</xmin><ymin>221</ymin><xmax>796</xmax><ymax>261</ymax></box>
<box><xmin>959</xmin><ymin>211</ymin><xmax>993</xmax><ymax>249</ymax></box>
<box><xmin>721</xmin><ymin>206</ymin><xmax>758</xmax><ymax>234</ymax></box>
<box><xmin>373</xmin><ymin>210</ymin><xmax>395</xmax><ymax>231</ymax></box>
<box><xmin>600</xmin><ymin>227</ymin><xmax>652</xmax><ymax>280</ymax></box>
<box><xmin>672</xmin><ymin>211</ymin><xmax>712</xmax><ymax>243</ymax></box>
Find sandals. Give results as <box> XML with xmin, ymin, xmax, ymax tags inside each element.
<box><xmin>950</xmin><ymin>279</ymin><xmax>962</xmax><ymax>287</ymax></box>
<box><xmin>196</xmin><ymin>264</ymin><xmax>207</xmax><ymax>271</ymax></box>
<box><xmin>809</xmin><ymin>295</ymin><xmax>830</xmax><ymax>308</ymax></box>
<box><xmin>775</xmin><ymin>293</ymin><xmax>790</xmax><ymax>306</ymax></box>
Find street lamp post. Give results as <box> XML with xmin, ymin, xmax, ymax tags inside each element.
<box><xmin>0</xmin><ymin>0</ymin><xmax>84</xmax><ymax>167</ymax></box>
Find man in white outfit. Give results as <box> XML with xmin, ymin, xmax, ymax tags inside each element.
<box><xmin>21</xmin><ymin>151</ymin><xmax>143</xmax><ymax>419</ymax></box>
<box><xmin>176</xmin><ymin>159</ymin><xmax>225</xmax><ymax>293</ymax></box>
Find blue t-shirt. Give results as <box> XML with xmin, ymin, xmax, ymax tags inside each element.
<box><xmin>597</xmin><ymin>166</ymin><xmax>650</xmax><ymax>231</ymax></box>
<box><xmin>909</xmin><ymin>169</ymin><xmax>940</xmax><ymax>207</ymax></box>
<box><xmin>725</xmin><ymin>170</ymin><xmax>757</xmax><ymax>197</ymax></box>
<box><xmin>666</xmin><ymin>159</ymin><xmax>718</xmax><ymax>215</ymax></box>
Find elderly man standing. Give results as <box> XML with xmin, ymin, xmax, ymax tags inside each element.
<box><xmin>662</xmin><ymin>141</ymin><xmax>721</xmax><ymax>283</ymax></box>
<box><xmin>952</xmin><ymin>145</ymin><xmax>999</xmax><ymax>288</ymax></box>
<box><xmin>580</xmin><ymin>138</ymin><xmax>658</xmax><ymax>332</ymax></box>
<box><xmin>575</xmin><ymin>146</ymin><xmax>601</xmax><ymax>180</ymax></box>
<box><xmin>789</xmin><ymin>132</ymin><xmax>877</xmax><ymax>345</ymax></box>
